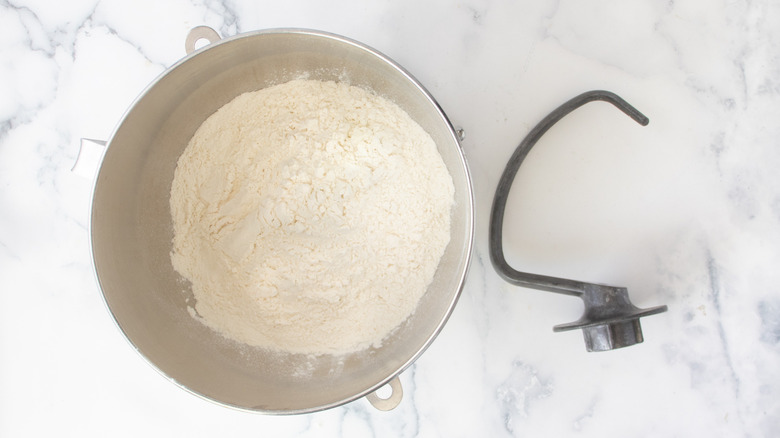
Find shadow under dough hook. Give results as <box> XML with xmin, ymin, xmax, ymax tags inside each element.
<box><xmin>489</xmin><ymin>90</ymin><xmax>668</xmax><ymax>352</ymax></box>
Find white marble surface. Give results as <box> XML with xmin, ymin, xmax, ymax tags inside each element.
<box><xmin>2</xmin><ymin>0</ymin><xmax>779</xmax><ymax>436</ymax></box>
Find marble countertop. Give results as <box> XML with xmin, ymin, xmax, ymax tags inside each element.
<box><xmin>2</xmin><ymin>0</ymin><xmax>778</xmax><ymax>436</ymax></box>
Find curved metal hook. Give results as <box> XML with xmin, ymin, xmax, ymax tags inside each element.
<box><xmin>490</xmin><ymin>90</ymin><xmax>647</xmax><ymax>294</ymax></box>
<box><xmin>489</xmin><ymin>90</ymin><xmax>667</xmax><ymax>351</ymax></box>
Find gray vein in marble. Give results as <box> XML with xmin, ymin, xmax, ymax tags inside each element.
<box><xmin>471</xmin><ymin>250</ymin><xmax>491</xmax><ymax>337</ymax></box>
<box><xmin>296</xmin><ymin>411</ymin><xmax>314</xmax><ymax>435</ymax></box>
<box><xmin>78</xmin><ymin>17</ymin><xmax>168</xmax><ymax>71</ymax></box>
<box><xmin>0</xmin><ymin>1</ymin><xmax>58</xmax><ymax>141</ymax></box>
<box><xmin>659</xmin><ymin>3</ymin><xmax>749</xmax><ymax>109</ymax></box>
<box><xmin>0</xmin><ymin>240</ymin><xmax>18</xmax><ymax>261</ymax></box>
<box><xmin>706</xmin><ymin>252</ymin><xmax>739</xmax><ymax>395</ymax></box>
<box><xmin>195</xmin><ymin>0</ymin><xmax>241</xmax><ymax>36</ymax></box>
<box><xmin>539</xmin><ymin>0</ymin><xmax>562</xmax><ymax>31</ymax></box>
<box><xmin>67</xmin><ymin>214</ymin><xmax>89</xmax><ymax>233</ymax></box>
<box><xmin>497</xmin><ymin>360</ymin><xmax>553</xmax><ymax>435</ymax></box>
<box><xmin>572</xmin><ymin>396</ymin><xmax>597</xmax><ymax>432</ymax></box>
<box><xmin>466</xmin><ymin>4</ymin><xmax>486</xmax><ymax>26</ymax></box>
<box><xmin>0</xmin><ymin>97</ymin><xmax>52</xmax><ymax>141</ymax></box>
<box><xmin>467</xmin><ymin>249</ymin><xmax>495</xmax><ymax>405</ymax></box>
<box><xmin>404</xmin><ymin>364</ymin><xmax>421</xmax><ymax>437</ymax></box>
<box><xmin>66</xmin><ymin>3</ymin><xmax>103</xmax><ymax>56</ymax></box>
<box><xmin>709</xmin><ymin>131</ymin><xmax>726</xmax><ymax>167</ymax></box>
<box><xmin>341</xmin><ymin>401</ymin><xmax>376</xmax><ymax>438</ymax></box>
<box><xmin>542</xmin><ymin>0</ymin><xmax>651</xmax><ymax>78</ymax></box>
<box><xmin>0</xmin><ymin>120</ymin><xmax>15</xmax><ymax>142</ymax></box>
<box><xmin>729</xmin><ymin>3</ymin><xmax>753</xmax><ymax>108</ymax></box>
<box><xmin>1</xmin><ymin>0</ymin><xmax>55</xmax><ymax>56</ymax></box>
<box><xmin>7</xmin><ymin>0</ymin><xmax>170</xmax><ymax>70</ymax></box>
<box><xmin>758</xmin><ymin>300</ymin><xmax>780</xmax><ymax>346</ymax></box>
<box><xmin>2</xmin><ymin>0</ymin><xmax>109</xmax><ymax>64</ymax></box>
<box><xmin>706</xmin><ymin>250</ymin><xmax>749</xmax><ymax>434</ymax></box>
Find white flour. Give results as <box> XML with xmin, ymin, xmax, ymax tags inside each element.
<box><xmin>170</xmin><ymin>79</ymin><xmax>454</xmax><ymax>355</ymax></box>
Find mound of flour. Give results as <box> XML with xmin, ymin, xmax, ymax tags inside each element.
<box><xmin>169</xmin><ymin>79</ymin><xmax>454</xmax><ymax>355</ymax></box>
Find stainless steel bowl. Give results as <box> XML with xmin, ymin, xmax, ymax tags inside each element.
<box><xmin>90</xmin><ymin>28</ymin><xmax>474</xmax><ymax>413</ymax></box>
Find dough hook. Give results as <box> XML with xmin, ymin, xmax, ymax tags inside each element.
<box><xmin>489</xmin><ymin>90</ymin><xmax>668</xmax><ymax>352</ymax></box>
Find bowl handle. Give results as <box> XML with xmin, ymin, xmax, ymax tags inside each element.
<box><xmin>72</xmin><ymin>138</ymin><xmax>106</xmax><ymax>179</ymax></box>
<box><xmin>185</xmin><ymin>26</ymin><xmax>222</xmax><ymax>55</ymax></box>
<box><xmin>365</xmin><ymin>376</ymin><xmax>403</xmax><ymax>411</ymax></box>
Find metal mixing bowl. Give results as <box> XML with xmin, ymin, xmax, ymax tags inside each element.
<box><xmin>90</xmin><ymin>28</ymin><xmax>474</xmax><ymax>413</ymax></box>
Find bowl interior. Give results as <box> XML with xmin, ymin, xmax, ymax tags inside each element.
<box><xmin>91</xmin><ymin>30</ymin><xmax>473</xmax><ymax>413</ymax></box>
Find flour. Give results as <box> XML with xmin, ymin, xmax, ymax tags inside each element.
<box><xmin>169</xmin><ymin>79</ymin><xmax>454</xmax><ymax>355</ymax></box>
